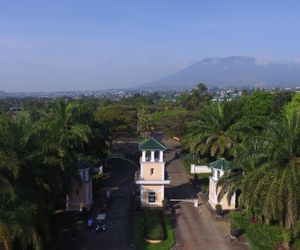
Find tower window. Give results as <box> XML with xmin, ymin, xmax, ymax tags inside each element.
<box><xmin>148</xmin><ymin>192</ymin><xmax>156</xmax><ymax>203</ymax></box>
<box><xmin>150</xmin><ymin>168</ymin><xmax>155</xmax><ymax>175</ymax></box>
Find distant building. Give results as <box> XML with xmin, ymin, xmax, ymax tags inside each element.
<box><xmin>208</xmin><ymin>158</ymin><xmax>236</xmax><ymax>210</ymax></box>
<box><xmin>66</xmin><ymin>161</ymin><xmax>93</xmax><ymax>211</ymax></box>
<box><xmin>135</xmin><ymin>137</ymin><xmax>170</xmax><ymax>207</ymax></box>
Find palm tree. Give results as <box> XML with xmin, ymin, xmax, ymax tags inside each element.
<box><xmin>218</xmin><ymin>108</ymin><xmax>300</xmax><ymax>229</ymax></box>
<box><xmin>185</xmin><ymin>103</ymin><xmax>240</xmax><ymax>159</ymax></box>
<box><xmin>37</xmin><ymin>101</ymin><xmax>92</xmax><ymax>204</ymax></box>
<box><xmin>0</xmin><ymin>115</ymin><xmax>43</xmax><ymax>250</ymax></box>
<box><xmin>0</xmin><ymin>199</ymin><xmax>42</xmax><ymax>250</ymax></box>
<box><xmin>217</xmin><ymin>137</ymin><xmax>266</xmax><ymax>206</ymax></box>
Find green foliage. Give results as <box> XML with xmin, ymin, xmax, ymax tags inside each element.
<box><xmin>285</xmin><ymin>93</ymin><xmax>300</xmax><ymax>121</ymax></box>
<box><xmin>230</xmin><ymin>212</ymin><xmax>288</xmax><ymax>250</ymax></box>
<box><xmin>177</xmin><ymin>83</ymin><xmax>212</xmax><ymax>110</ymax></box>
<box><xmin>270</xmin><ymin>91</ymin><xmax>293</xmax><ymax>116</ymax></box>
<box><xmin>180</xmin><ymin>153</ymin><xmax>209</xmax><ymax>174</ymax></box>
<box><xmin>144</xmin><ymin>209</ymin><xmax>165</xmax><ymax>240</ymax></box>
<box><xmin>0</xmin><ymin>99</ymin><xmax>112</xmax><ymax>249</ymax></box>
<box><xmin>149</xmin><ymin>107</ymin><xmax>189</xmax><ymax>136</ymax></box>
<box><xmin>95</xmin><ymin>104</ymin><xmax>137</xmax><ymax>136</ymax></box>
<box><xmin>197</xmin><ymin>173</ymin><xmax>210</xmax><ymax>186</ymax></box>
<box><xmin>185</xmin><ymin>103</ymin><xmax>239</xmax><ymax>159</ymax></box>
<box><xmin>215</xmin><ymin>204</ymin><xmax>223</xmax><ymax>215</ymax></box>
<box><xmin>134</xmin><ymin>210</ymin><xmax>175</xmax><ymax>250</ymax></box>
<box><xmin>134</xmin><ymin>211</ymin><xmax>145</xmax><ymax>248</ymax></box>
<box><xmin>293</xmin><ymin>239</ymin><xmax>300</xmax><ymax>249</ymax></box>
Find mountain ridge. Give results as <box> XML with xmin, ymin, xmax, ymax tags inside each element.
<box><xmin>138</xmin><ymin>56</ymin><xmax>300</xmax><ymax>90</ymax></box>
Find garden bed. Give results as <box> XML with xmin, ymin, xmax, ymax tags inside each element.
<box><xmin>144</xmin><ymin>209</ymin><xmax>165</xmax><ymax>241</ymax></box>
<box><xmin>134</xmin><ymin>208</ymin><xmax>175</xmax><ymax>250</ymax></box>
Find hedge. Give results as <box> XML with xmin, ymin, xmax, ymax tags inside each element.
<box><xmin>134</xmin><ymin>209</ymin><xmax>175</xmax><ymax>250</ymax></box>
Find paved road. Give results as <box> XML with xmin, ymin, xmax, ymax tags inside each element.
<box><xmin>69</xmin><ymin>159</ymin><xmax>136</xmax><ymax>250</ymax></box>
<box><xmin>164</xmin><ymin>139</ymin><xmax>250</xmax><ymax>250</ymax></box>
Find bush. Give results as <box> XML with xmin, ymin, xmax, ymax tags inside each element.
<box><xmin>144</xmin><ymin>209</ymin><xmax>165</xmax><ymax>240</ymax></box>
<box><xmin>134</xmin><ymin>210</ymin><xmax>175</xmax><ymax>250</ymax></box>
<box><xmin>292</xmin><ymin>220</ymin><xmax>300</xmax><ymax>239</ymax></box>
<box><xmin>162</xmin><ymin>199</ymin><xmax>170</xmax><ymax>210</ymax></box>
<box><xmin>215</xmin><ymin>204</ymin><xmax>223</xmax><ymax>215</ymax></box>
<box><xmin>293</xmin><ymin>239</ymin><xmax>300</xmax><ymax>249</ymax></box>
<box><xmin>230</xmin><ymin>212</ymin><xmax>288</xmax><ymax>250</ymax></box>
<box><xmin>197</xmin><ymin>173</ymin><xmax>210</xmax><ymax>185</ymax></box>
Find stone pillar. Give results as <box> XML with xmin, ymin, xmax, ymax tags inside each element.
<box><xmin>159</xmin><ymin>150</ymin><xmax>163</xmax><ymax>162</ymax></box>
<box><xmin>142</xmin><ymin>151</ymin><xmax>146</xmax><ymax>162</ymax></box>
<box><xmin>151</xmin><ymin>151</ymin><xmax>155</xmax><ymax>162</ymax></box>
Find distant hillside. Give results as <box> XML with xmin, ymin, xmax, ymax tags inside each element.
<box><xmin>0</xmin><ymin>91</ymin><xmax>8</xmax><ymax>97</ymax></box>
<box><xmin>139</xmin><ymin>56</ymin><xmax>300</xmax><ymax>90</ymax></box>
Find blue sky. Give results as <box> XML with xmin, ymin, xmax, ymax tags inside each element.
<box><xmin>1</xmin><ymin>1</ymin><xmax>300</xmax><ymax>92</ymax></box>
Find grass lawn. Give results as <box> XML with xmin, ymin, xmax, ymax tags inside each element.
<box><xmin>134</xmin><ymin>209</ymin><xmax>175</xmax><ymax>250</ymax></box>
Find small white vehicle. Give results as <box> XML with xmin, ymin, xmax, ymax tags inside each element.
<box><xmin>95</xmin><ymin>213</ymin><xmax>107</xmax><ymax>232</ymax></box>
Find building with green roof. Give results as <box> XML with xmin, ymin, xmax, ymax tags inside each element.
<box><xmin>208</xmin><ymin>158</ymin><xmax>236</xmax><ymax>211</ymax></box>
<box><xmin>136</xmin><ymin>137</ymin><xmax>170</xmax><ymax>207</ymax></box>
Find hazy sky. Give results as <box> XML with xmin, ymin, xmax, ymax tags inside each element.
<box><xmin>1</xmin><ymin>1</ymin><xmax>300</xmax><ymax>92</ymax></box>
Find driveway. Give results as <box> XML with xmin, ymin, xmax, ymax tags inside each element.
<box><xmin>164</xmin><ymin>138</ymin><xmax>250</xmax><ymax>250</ymax></box>
<box><xmin>67</xmin><ymin>159</ymin><xmax>136</xmax><ymax>250</ymax></box>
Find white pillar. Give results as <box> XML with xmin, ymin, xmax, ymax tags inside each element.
<box><xmin>161</xmin><ymin>186</ymin><xmax>165</xmax><ymax>204</ymax></box>
<box><xmin>191</xmin><ymin>164</ymin><xmax>195</xmax><ymax>174</ymax></box>
<box><xmin>151</xmin><ymin>151</ymin><xmax>155</xmax><ymax>162</ymax></box>
<box><xmin>159</xmin><ymin>150</ymin><xmax>163</xmax><ymax>162</ymax></box>
<box><xmin>142</xmin><ymin>151</ymin><xmax>146</xmax><ymax>162</ymax></box>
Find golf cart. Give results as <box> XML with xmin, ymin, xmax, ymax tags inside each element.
<box><xmin>95</xmin><ymin>213</ymin><xmax>107</xmax><ymax>232</ymax></box>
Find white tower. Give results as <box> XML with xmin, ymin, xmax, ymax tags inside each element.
<box><xmin>135</xmin><ymin>137</ymin><xmax>170</xmax><ymax>207</ymax></box>
<box><xmin>66</xmin><ymin>161</ymin><xmax>93</xmax><ymax>211</ymax></box>
<box><xmin>208</xmin><ymin>158</ymin><xmax>236</xmax><ymax>210</ymax></box>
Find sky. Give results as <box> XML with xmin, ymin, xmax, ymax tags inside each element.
<box><xmin>1</xmin><ymin>1</ymin><xmax>300</xmax><ymax>92</ymax></box>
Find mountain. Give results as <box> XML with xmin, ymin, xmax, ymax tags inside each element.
<box><xmin>0</xmin><ymin>91</ymin><xmax>8</xmax><ymax>97</ymax></box>
<box><xmin>139</xmin><ymin>56</ymin><xmax>300</xmax><ymax>90</ymax></box>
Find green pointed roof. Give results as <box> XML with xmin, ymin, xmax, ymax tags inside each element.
<box><xmin>209</xmin><ymin>158</ymin><xmax>231</xmax><ymax>171</ymax></box>
<box><xmin>139</xmin><ymin>137</ymin><xmax>166</xmax><ymax>151</ymax></box>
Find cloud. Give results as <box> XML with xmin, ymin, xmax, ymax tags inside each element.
<box><xmin>255</xmin><ymin>57</ymin><xmax>278</xmax><ymax>65</ymax></box>
<box><xmin>292</xmin><ymin>58</ymin><xmax>300</xmax><ymax>64</ymax></box>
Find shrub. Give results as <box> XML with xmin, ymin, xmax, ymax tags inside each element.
<box><xmin>197</xmin><ymin>173</ymin><xmax>210</xmax><ymax>186</ymax></box>
<box><xmin>292</xmin><ymin>220</ymin><xmax>300</xmax><ymax>239</ymax></box>
<box><xmin>215</xmin><ymin>204</ymin><xmax>223</xmax><ymax>215</ymax></box>
<box><xmin>134</xmin><ymin>211</ymin><xmax>175</xmax><ymax>250</ymax></box>
<box><xmin>230</xmin><ymin>212</ymin><xmax>287</xmax><ymax>250</ymax></box>
<box><xmin>162</xmin><ymin>199</ymin><xmax>170</xmax><ymax>210</ymax></box>
<box><xmin>293</xmin><ymin>239</ymin><xmax>300</xmax><ymax>250</ymax></box>
<box><xmin>144</xmin><ymin>209</ymin><xmax>165</xmax><ymax>241</ymax></box>
<box><xmin>200</xmin><ymin>185</ymin><xmax>208</xmax><ymax>196</ymax></box>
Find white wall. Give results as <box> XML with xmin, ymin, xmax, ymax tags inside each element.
<box><xmin>190</xmin><ymin>164</ymin><xmax>212</xmax><ymax>174</ymax></box>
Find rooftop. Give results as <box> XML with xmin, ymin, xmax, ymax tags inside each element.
<box><xmin>209</xmin><ymin>158</ymin><xmax>231</xmax><ymax>171</ymax></box>
<box><xmin>138</xmin><ymin>137</ymin><xmax>166</xmax><ymax>151</ymax></box>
